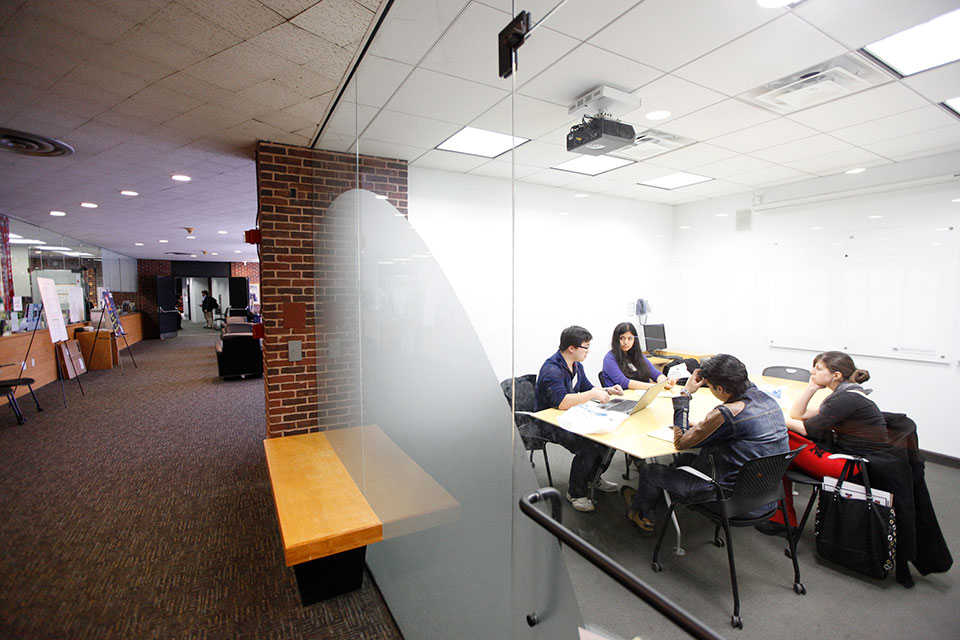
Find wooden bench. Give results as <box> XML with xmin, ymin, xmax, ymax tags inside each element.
<box><xmin>263</xmin><ymin>433</ymin><xmax>383</xmax><ymax>605</ymax></box>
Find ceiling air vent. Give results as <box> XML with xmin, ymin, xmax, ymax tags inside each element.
<box><xmin>742</xmin><ymin>53</ymin><xmax>891</xmax><ymax>115</ymax></box>
<box><xmin>612</xmin><ymin>129</ymin><xmax>696</xmax><ymax>161</ymax></box>
<box><xmin>164</xmin><ymin>251</ymin><xmax>193</xmax><ymax>256</ymax></box>
<box><xmin>0</xmin><ymin>128</ymin><xmax>74</xmax><ymax>156</ymax></box>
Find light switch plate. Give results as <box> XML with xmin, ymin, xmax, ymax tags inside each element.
<box><xmin>288</xmin><ymin>340</ymin><xmax>302</xmax><ymax>362</ymax></box>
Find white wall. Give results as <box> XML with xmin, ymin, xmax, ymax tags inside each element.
<box><xmin>408</xmin><ymin>167</ymin><xmax>675</xmax><ymax>384</ymax></box>
<box><xmin>669</xmin><ymin>182</ymin><xmax>960</xmax><ymax>458</ymax></box>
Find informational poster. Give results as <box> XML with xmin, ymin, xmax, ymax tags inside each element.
<box><xmin>68</xmin><ymin>286</ymin><xmax>85</xmax><ymax>323</ymax></box>
<box><xmin>13</xmin><ymin>296</ymin><xmax>22</xmax><ymax>312</ymax></box>
<box><xmin>36</xmin><ymin>277</ymin><xmax>68</xmax><ymax>343</ymax></box>
<box><xmin>101</xmin><ymin>290</ymin><xmax>125</xmax><ymax>336</ymax></box>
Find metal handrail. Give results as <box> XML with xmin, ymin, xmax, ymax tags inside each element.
<box><xmin>519</xmin><ymin>488</ymin><xmax>725</xmax><ymax>640</ymax></box>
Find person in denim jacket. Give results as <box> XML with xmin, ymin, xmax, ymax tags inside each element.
<box><xmin>621</xmin><ymin>354</ymin><xmax>788</xmax><ymax>533</ymax></box>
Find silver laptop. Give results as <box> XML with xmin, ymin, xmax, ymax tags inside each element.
<box><xmin>596</xmin><ymin>380</ymin><xmax>668</xmax><ymax>414</ymax></box>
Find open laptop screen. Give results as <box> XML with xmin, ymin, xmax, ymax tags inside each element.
<box><xmin>643</xmin><ymin>324</ymin><xmax>667</xmax><ymax>353</ymax></box>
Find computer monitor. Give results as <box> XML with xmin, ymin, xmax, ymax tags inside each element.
<box><xmin>643</xmin><ymin>324</ymin><xmax>667</xmax><ymax>353</ymax></box>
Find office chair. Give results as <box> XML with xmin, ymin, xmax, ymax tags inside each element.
<box><xmin>761</xmin><ymin>365</ymin><xmax>809</xmax><ymax>382</ymax></box>
<box><xmin>0</xmin><ymin>364</ymin><xmax>43</xmax><ymax>425</ymax></box>
<box><xmin>500</xmin><ymin>375</ymin><xmax>554</xmax><ymax>487</ymax></box>
<box><xmin>650</xmin><ymin>448</ymin><xmax>806</xmax><ymax>629</ymax></box>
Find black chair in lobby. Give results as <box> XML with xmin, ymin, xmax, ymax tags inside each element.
<box><xmin>216</xmin><ymin>324</ymin><xmax>263</xmax><ymax>380</ymax></box>
<box><xmin>500</xmin><ymin>374</ymin><xmax>554</xmax><ymax>487</ymax></box>
<box><xmin>0</xmin><ymin>363</ymin><xmax>42</xmax><ymax>425</ymax></box>
<box><xmin>650</xmin><ymin>448</ymin><xmax>805</xmax><ymax>629</ymax></box>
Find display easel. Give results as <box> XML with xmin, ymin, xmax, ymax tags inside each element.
<box><xmin>87</xmin><ymin>290</ymin><xmax>138</xmax><ymax>374</ymax></box>
<box><xmin>18</xmin><ymin>300</ymin><xmax>74</xmax><ymax>408</ymax></box>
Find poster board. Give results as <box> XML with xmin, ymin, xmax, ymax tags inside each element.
<box><xmin>68</xmin><ymin>286</ymin><xmax>85</xmax><ymax>324</ymax></box>
<box><xmin>36</xmin><ymin>277</ymin><xmax>68</xmax><ymax>343</ymax></box>
<box><xmin>57</xmin><ymin>339</ymin><xmax>87</xmax><ymax>378</ymax></box>
<box><xmin>101</xmin><ymin>290</ymin><xmax>125</xmax><ymax>336</ymax></box>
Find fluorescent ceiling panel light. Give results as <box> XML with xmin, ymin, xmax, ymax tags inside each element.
<box><xmin>158</xmin><ymin>239</ymin><xmax>168</xmax><ymax>243</ymax></box>
<box><xmin>135</xmin><ymin>242</ymin><xmax>144</xmax><ymax>246</ymax></box>
<box><xmin>8</xmin><ymin>233</ymin><xmax>21</xmax><ymax>239</ymax></box>
<box><xmin>638</xmin><ymin>172</ymin><xmax>712</xmax><ymax>190</ymax></box>
<box><xmin>945</xmin><ymin>96</ymin><xmax>960</xmax><ymax>116</ymax></box>
<box><xmin>211</xmin><ymin>252</ymin><xmax>218</xmax><ymax>255</ymax></box>
<box><xmin>436</xmin><ymin>126</ymin><xmax>528</xmax><ymax>158</ymax></box>
<box><xmin>217</xmin><ymin>230</ymin><xmax>228</xmax><ymax>234</ymax></box>
<box><xmin>552</xmin><ymin>155</ymin><xmax>634</xmax><ymax>176</ymax></box>
<box><xmin>234</xmin><ymin>250</ymin><xmax>241</xmax><ymax>253</ymax></box>
<box><xmin>80</xmin><ymin>202</ymin><xmax>97</xmax><ymax>208</ymax></box>
<box><xmin>186</xmin><ymin>235</ymin><xmax>196</xmax><ymax>239</ymax></box>
<box><xmin>37</xmin><ymin>245</ymin><xmax>71</xmax><ymax>251</ymax></box>
<box><xmin>845</xmin><ymin>167</ymin><xmax>866</xmax><ymax>174</ymax></box>
<box><xmin>9</xmin><ymin>238</ymin><xmax>45</xmax><ymax>245</ymax></box>
<box><xmin>864</xmin><ymin>8</ymin><xmax>960</xmax><ymax>76</ymax></box>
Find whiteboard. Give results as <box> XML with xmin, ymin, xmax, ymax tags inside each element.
<box><xmin>764</xmin><ymin>190</ymin><xmax>958</xmax><ymax>364</ymax></box>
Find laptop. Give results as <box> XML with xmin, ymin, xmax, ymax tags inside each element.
<box><xmin>595</xmin><ymin>379</ymin><xmax>668</xmax><ymax>414</ymax></box>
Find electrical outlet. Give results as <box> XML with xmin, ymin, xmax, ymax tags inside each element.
<box><xmin>30</xmin><ymin>358</ymin><xmax>35</xmax><ymax>367</ymax></box>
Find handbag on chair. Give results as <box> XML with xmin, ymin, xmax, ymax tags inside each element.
<box><xmin>815</xmin><ymin>456</ymin><xmax>897</xmax><ymax>579</ymax></box>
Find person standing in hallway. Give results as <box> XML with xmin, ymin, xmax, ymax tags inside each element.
<box><xmin>200</xmin><ymin>290</ymin><xmax>217</xmax><ymax>329</ymax></box>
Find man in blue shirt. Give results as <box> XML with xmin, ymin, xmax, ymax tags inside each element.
<box><xmin>536</xmin><ymin>326</ymin><xmax>624</xmax><ymax>512</ymax></box>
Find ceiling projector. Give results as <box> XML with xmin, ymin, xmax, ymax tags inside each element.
<box><xmin>566</xmin><ymin>116</ymin><xmax>636</xmax><ymax>156</ymax></box>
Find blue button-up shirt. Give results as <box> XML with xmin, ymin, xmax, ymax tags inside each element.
<box><xmin>535</xmin><ymin>350</ymin><xmax>594</xmax><ymax>411</ymax></box>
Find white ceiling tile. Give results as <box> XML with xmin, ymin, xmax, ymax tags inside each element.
<box><xmin>26</xmin><ymin>0</ymin><xmax>136</xmax><ymax>44</ymax></box>
<box><xmin>620</xmin><ymin>74</ymin><xmax>726</xmax><ymax>125</ymax></box>
<box><xmin>561</xmin><ymin>176</ymin><xmax>625</xmax><ymax>193</ymax></box>
<box><xmin>663</xmin><ymin>99</ymin><xmax>778</xmax><ymax>141</ymax></box>
<box><xmin>159</xmin><ymin>105</ymin><xmax>251</xmax><ymax>136</ymax></box>
<box><xmin>830</xmin><ymin>106</ymin><xmax>958</xmax><ymax>147</ymax></box>
<box><xmin>411</xmin><ymin>149</ymin><xmax>490</xmax><ymax>172</ymax></box>
<box><xmin>709</xmin><ymin>118</ymin><xmax>821</xmax><ymax>153</ymax></box>
<box><xmin>478</xmin><ymin>0</ymin><xmax>638</xmax><ymax>41</ymax></box>
<box><xmin>321</xmin><ymin>102</ymin><xmax>377</xmax><ymax>136</ymax></box>
<box><xmin>236</xmin><ymin>80</ymin><xmax>310</xmax><ymax>111</ymax></box>
<box><xmin>902</xmin><ymin>60</ymin><xmax>960</xmax><ymax>104</ymax></box>
<box><xmin>642</xmin><ymin>143</ymin><xmax>738</xmax><ymax>171</ymax></box>
<box><xmin>600</xmin><ymin>161</ymin><xmax>675</xmax><ymax>183</ymax></box>
<box><xmin>421</xmin><ymin>2</ymin><xmax>579</xmax><ymax>90</ymax></box>
<box><xmin>362</xmin><ymin>109</ymin><xmax>461</xmax><ymax>148</ymax></box>
<box><xmin>674</xmin><ymin>14</ymin><xmax>848</xmax><ymax>97</ymax></box>
<box><xmin>254</xmin><ymin>109</ymin><xmax>317</xmax><ymax>133</ymax></box>
<box><xmin>143</xmin><ymin>2</ymin><xmax>242</xmax><ymax>56</ymax></box>
<box><xmin>603</xmin><ymin>184</ymin><xmax>677</xmax><ymax>200</ymax></box>
<box><xmin>862</xmin><ymin>125</ymin><xmax>960</xmax><ymax>160</ymax></box>
<box><xmin>176</xmin><ymin>0</ymin><xmax>286</xmax><ymax>39</ymax></box>
<box><xmin>590</xmin><ymin>0</ymin><xmax>780</xmax><ymax>72</ymax></box>
<box><xmin>519</xmin><ymin>169</ymin><xmax>586</xmax><ymax>187</ymax></box>
<box><xmin>727</xmin><ymin>165</ymin><xmax>813</xmax><ymax>187</ymax></box>
<box><xmin>470</xmin><ymin>95</ymin><xmax>575</xmax><ymax>140</ymax></box>
<box><xmin>366</xmin><ymin>0</ymin><xmax>467</xmax><ymax>66</ymax></box>
<box><xmin>518</xmin><ymin>43</ymin><xmax>661</xmax><ymax>106</ymax></box>
<box><xmin>116</xmin><ymin>25</ymin><xmax>208</xmax><ymax>70</ymax></box>
<box><xmin>681</xmin><ymin>180</ymin><xmax>752</xmax><ymax>197</ymax></box>
<box><xmin>292</xmin><ymin>0</ymin><xmax>375</xmax><ymax>49</ymax></box>
<box><xmin>316</xmin><ymin>131</ymin><xmax>356</xmax><ymax>153</ymax></box>
<box><xmin>787</xmin><ymin>82</ymin><xmax>929</xmax><ymax>132</ymax></box>
<box><xmin>352</xmin><ymin>55</ymin><xmax>414</xmax><ymax>108</ymax></box>
<box><xmin>282</xmin><ymin>94</ymin><xmax>339</xmax><ymax>124</ymax></box>
<box><xmin>694</xmin><ymin>155</ymin><xmax>772</xmax><ymax>179</ymax></box>
<box><xmin>467</xmin><ymin>160</ymin><xmax>540</xmax><ymax>180</ymax></box>
<box><xmin>789</xmin><ymin>148</ymin><xmax>890</xmax><ymax>175</ymax></box>
<box><xmin>386</xmin><ymin>68</ymin><xmax>507</xmax><ymax>124</ymax></box>
<box><xmin>353</xmin><ymin>139</ymin><xmax>429</xmax><ymax>161</ymax></box>
<box><xmin>510</xmin><ymin>140</ymin><xmax>577</xmax><ymax>168</ymax></box>
<box><xmin>271</xmin><ymin>66</ymin><xmax>340</xmax><ymax>100</ymax></box>
<box><xmin>795</xmin><ymin>0</ymin><xmax>959</xmax><ymax>50</ymax></box>
<box><xmin>751</xmin><ymin>133</ymin><xmax>850</xmax><ymax>163</ymax></box>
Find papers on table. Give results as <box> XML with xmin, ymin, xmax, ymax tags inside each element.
<box><xmin>758</xmin><ymin>384</ymin><xmax>789</xmax><ymax>409</ymax></box>
<box><xmin>558</xmin><ymin>403</ymin><xmax>629</xmax><ymax>434</ymax></box>
<box><xmin>648</xmin><ymin>426</ymin><xmax>676</xmax><ymax>443</ymax></box>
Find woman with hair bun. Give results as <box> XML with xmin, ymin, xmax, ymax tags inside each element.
<box><xmin>758</xmin><ymin>350</ymin><xmax>888</xmax><ymax>535</ymax></box>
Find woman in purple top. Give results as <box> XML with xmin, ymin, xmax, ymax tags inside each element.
<box><xmin>602</xmin><ymin>322</ymin><xmax>675</xmax><ymax>390</ymax></box>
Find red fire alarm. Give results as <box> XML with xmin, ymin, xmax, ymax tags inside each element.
<box><xmin>244</xmin><ymin>228</ymin><xmax>261</xmax><ymax>244</ymax></box>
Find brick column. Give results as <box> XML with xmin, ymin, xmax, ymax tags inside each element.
<box><xmin>231</xmin><ymin>261</ymin><xmax>260</xmax><ymax>283</ymax></box>
<box><xmin>136</xmin><ymin>259</ymin><xmax>171</xmax><ymax>339</ymax></box>
<box><xmin>257</xmin><ymin>141</ymin><xmax>407</xmax><ymax>438</ymax></box>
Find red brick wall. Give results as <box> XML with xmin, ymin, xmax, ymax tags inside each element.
<box><xmin>257</xmin><ymin>141</ymin><xmax>407</xmax><ymax>438</ymax></box>
<box><xmin>231</xmin><ymin>261</ymin><xmax>260</xmax><ymax>283</ymax></box>
<box><xmin>132</xmin><ymin>259</ymin><xmax>171</xmax><ymax>339</ymax></box>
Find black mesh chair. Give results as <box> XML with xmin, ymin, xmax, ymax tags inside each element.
<box><xmin>761</xmin><ymin>365</ymin><xmax>809</xmax><ymax>382</ymax></box>
<box><xmin>0</xmin><ymin>364</ymin><xmax>42</xmax><ymax>425</ymax></box>
<box><xmin>650</xmin><ymin>448</ymin><xmax>806</xmax><ymax>629</ymax></box>
<box><xmin>500</xmin><ymin>375</ymin><xmax>554</xmax><ymax>486</ymax></box>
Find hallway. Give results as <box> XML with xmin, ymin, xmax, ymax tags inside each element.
<box><xmin>0</xmin><ymin>335</ymin><xmax>400</xmax><ymax>639</ymax></box>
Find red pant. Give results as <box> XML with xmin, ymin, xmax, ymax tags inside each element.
<box><xmin>770</xmin><ymin>432</ymin><xmax>849</xmax><ymax>526</ymax></box>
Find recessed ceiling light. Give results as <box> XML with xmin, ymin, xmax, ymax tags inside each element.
<box><xmin>234</xmin><ymin>250</ymin><xmax>241</xmax><ymax>253</ymax></box>
<box><xmin>159</xmin><ymin>239</ymin><xmax>168</xmax><ymax>243</ymax></box>
<box><xmin>436</xmin><ymin>126</ymin><xmax>528</xmax><ymax>158</ymax></box>
<box><xmin>811</xmin><ymin>226</ymin><xmax>823</xmax><ymax>231</ymax></box>
<box><xmin>135</xmin><ymin>242</ymin><xmax>144</xmax><ymax>246</ymax></box>
<box><xmin>217</xmin><ymin>230</ymin><xmax>228</xmax><ymax>234</ymax></box>
<box><xmin>863</xmin><ymin>8</ymin><xmax>960</xmax><ymax>76</ymax></box>
<box><xmin>120</xmin><ymin>190</ymin><xmax>138</xmax><ymax>196</ymax></box>
<box><xmin>680</xmin><ymin>225</ymin><xmax>692</xmax><ymax>230</ymax></box>
<box><xmin>845</xmin><ymin>167</ymin><xmax>866</xmax><ymax>174</ymax></box>
<box><xmin>49</xmin><ymin>210</ymin><xmax>66</xmax><ymax>217</ymax></box>
<box><xmin>186</xmin><ymin>235</ymin><xmax>196</xmax><ymax>239</ymax></box>
<box><xmin>573</xmin><ymin>193</ymin><xmax>589</xmax><ymax>198</ymax></box>
<box><xmin>552</xmin><ymin>156</ymin><xmax>634</xmax><ymax>176</ymax></box>
<box><xmin>190</xmin><ymin>254</ymin><xmax>197</xmax><ymax>258</ymax></box>
<box><xmin>639</xmin><ymin>172</ymin><xmax>712</xmax><ymax>190</ymax></box>
<box><xmin>715</xmin><ymin>213</ymin><xmax>728</xmax><ymax>218</ymax></box>
<box><xmin>868</xmin><ymin>215</ymin><xmax>883</xmax><ymax>219</ymax></box>
<box><xmin>374</xmin><ymin>194</ymin><xmax>389</xmax><ymax>200</ymax></box>
<box><xmin>171</xmin><ymin>174</ymin><xmax>191</xmax><ymax>182</ymax></box>
<box><xmin>80</xmin><ymin>202</ymin><xmax>97</xmax><ymax>208</ymax></box>
<box><xmin>211</xmin><ymin>252</ymin><xmax>218</xmax><ymax>256</ymax></box>
<box><xmin>645</xmin><ymin>110</ymin><xmax>671</xmax><ymax>121</ymax></box>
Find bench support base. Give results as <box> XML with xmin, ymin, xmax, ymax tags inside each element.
<box><xmin>293</xmin><ymin>546</ymin><xmax>366</xmax><ymax>606</ymax></box>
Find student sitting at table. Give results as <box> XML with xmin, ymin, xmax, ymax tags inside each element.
<box><xmin>757</xmin><ymin>351</ymin><xmax>888</xmax><ymax>536</ymax></box>
<box><xmin>621</xmin><ymin>354</ymin><xmax>788</xmax><ymax>533</ymax></box>
<box><xmin>602</xmin><ymin>322</ymin><xmax>676</xmax><ymax>390</ymax></box>
<box><xmin>535</xmin><ymin>326</ymin><xmax>625</xmax><ymax>512</ymax></box>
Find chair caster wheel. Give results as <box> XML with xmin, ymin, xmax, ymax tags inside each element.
<box><xmin>731</xmin><ymin>615</ymin><xmax>742</xmax><ymax>629</ymax></box>
<box><xmin>714</xmin><ymin>538</ymin><xmax>725</xmax><ymax>548</ymax></box>
<box><xmin>784</xmin><ymin>548</ymin><xmax>794</xmax><ymax>559</ymax></box>
<box><xmin>651</xmin><ymin>561</ymin><xmax>662</xmax><ymax>573</ymax></box>
<box><xmin>794</xmin><ymin>582</ymin><xmax>806</xmax><ymax>595</ymax></box>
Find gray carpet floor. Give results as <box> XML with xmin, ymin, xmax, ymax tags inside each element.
<box><xmin>0</xmin><ymin>335</ymin><xmax>401</xmax><ymax>640</ymax></box>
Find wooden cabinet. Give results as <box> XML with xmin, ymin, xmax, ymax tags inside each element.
<box><xmin>76</xmin><ymin>331</ymin><xmax>119</xmax><ymax>370</ymax></box>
